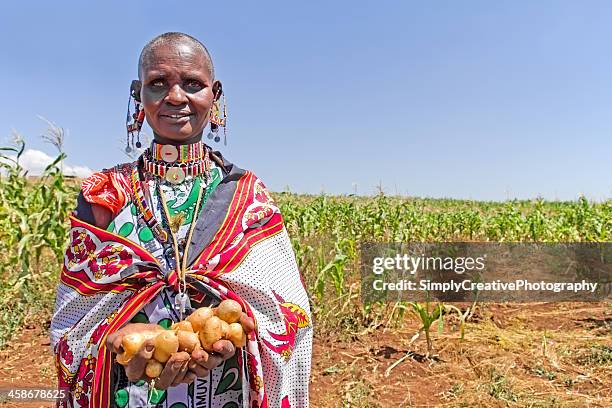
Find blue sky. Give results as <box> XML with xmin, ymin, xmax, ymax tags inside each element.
<box><xmin>0</xmin><ymin>1</ymin><xmax>610</xmax><ymax>200</ymax></box>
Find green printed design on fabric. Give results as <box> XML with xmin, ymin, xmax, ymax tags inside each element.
<box><xmin>148</xmin><ymin>388</ymin><xmax>167</xmax><ymax>405</ymax></box>
<box><xmin>118</xmin><ymin>222</ymin><xmax>135</xmax><ymax>237</ymax></box>
<box><xmin>106</xmin><ymin>221</ymin><xmax>115</xmax><ymax>233</ymax></box>
<box><xmin>201</xmin><ymin>168</ymin><xmax>222</xmax><ymax>211</ymax></box>
<box><xmin>222</xmin><ymin>402</ymin><xmax>240</xmax><ymax>408</ymax></box>
<box><xmin>130</xmin><ymin>311</ymin><xmax>149</xmax><ymax>324</ymax></box>
<box><xmin>114</xmin><ymin>389</ymin><xmax>129</xmax><ymax>408</ymax></box>
<box><xmin>158</xmin><ymin>318</ymin><xmax>173</xmax><ymax>329</ymax></box>
<box><xmin>130</xmin><ymin>204</ymin><xmax>137</xmax><ymax>216</ymax></box>
<box><xmin>165</xmin><ymin>170</ymin><xmax>222</xmax><ymax>226</ymax></box>
<box><xmin>138</xmin><ymin>226</ymin><xmax>154</xmax><ymax>242</ymax></box>
<box><xmin>169</xmin><ymin>403</ymin><xmax>188</xmax><ymax>408</ymax></box>
<box><xmin>215</xmin><ymin>353</ymin><xmax>242</xmax><ymax>395</ymax></box>
<box><xmin>166</xmin><ymin>177</ymin><xmax>202</xmax><ymax>225</ymax></box>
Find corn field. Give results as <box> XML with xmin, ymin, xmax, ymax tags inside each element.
<box><xmin>0</xmin><ymin>138</ymin><xmax>611</xmax><ymax>348</ymax></box>
<box><xmin>275</xmin><ymin>192</ymin><xmax>612</xmax><ymax>340</ymax></box>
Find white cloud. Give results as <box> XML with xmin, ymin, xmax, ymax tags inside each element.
<box><xmin>63</xmin><ymin>165</ymin><xmax>94</xmax><ymax>178</ymax></box>
<box><xmin>5</xmin><ymin>149</ymin><xmax>93</xmax><ymax>178</ymax></box>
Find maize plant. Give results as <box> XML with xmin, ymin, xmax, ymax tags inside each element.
<box><xmin>0</xmin><ymin>133</ymin><xmax>78</xmax><ymax>346</ymax></box>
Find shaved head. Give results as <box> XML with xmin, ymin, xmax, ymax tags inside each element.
<box><xmin>138</xmin><ymin>32</ymin><xmax>214</xmax><ymax>79</ymax></box>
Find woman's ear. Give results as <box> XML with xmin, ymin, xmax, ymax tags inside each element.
<box><xmin>130</xmin><ymin>80</ymin><xmax>142</xmax><ymax>102</ymax></box>
<box><xmin>212</xmin><ymin>80</ymin><xmax>223</xmax><ymax>101</ymax></box>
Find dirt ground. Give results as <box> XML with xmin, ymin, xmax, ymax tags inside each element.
<box><xmin>0</xmin><ymin>302</ymin><xmax>610</xmax><ymax>407</ymax></box>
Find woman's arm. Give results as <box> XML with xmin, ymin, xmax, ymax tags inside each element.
<box><xmin>91</xmin><ymin>203</ymin><xmax>112</xmax><ymax>229</ymax></box>
<box><xmin>73</xmin><ymin>191</ymin><xmax>114</xmax><ymax>229</ymax></box>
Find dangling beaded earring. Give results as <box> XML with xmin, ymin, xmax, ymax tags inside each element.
<box><xmin>207</xmin><ymin>91</ymin><xmax>228</xmax><ymax>145</ymax></box>
<box><xmin>126</xmin><ymin>80</ymin><xmax>145</xmax><ymax>153</ymax></box>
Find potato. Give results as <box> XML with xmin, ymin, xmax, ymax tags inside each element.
<box><xmin>171</xmin><ymin>320</ymin><xmax>194</xmax><ymax>332</ymax></box>
<box><xmin>220</xmin><ymin>320</ymin><xmax>230</xmax><ymax>339</ymax></box>
<box><xmin>217</xmin><ymin>299</ymin><xmax>242</xmax><ymax>323</ymax></box>
<box><xmin>177</xmin><ymin>330</ymin><xmax>201</xmax><ymax>353</ymax></box>
<box><xmin>115</xmin><ymin>351</ymin><xmax>131</xmax><ymax>366</ymax></box>
<box><xmin>198</xmin><ymin>316</ymin><xmax>224</xmax><ymax>352</ymax></box>
<box><xmin>153</xmin><ymin>330</ymin><xmax>179</xmax><ymax>363</ymax></box>
<box><xmin>116</xmin><ymin>328</ymin><xmax>163</xmax><ymax>366</ymax></box>
<box><xmin>145</xmin><ymin>359</ymin><xmax>163</xmax><ymax>378</ymax></box>
<box><xmin>226</xmin><ymin>322</ymin><xmax>247</xmax><ymax>347</ymax></box>
<box><xmin>186</xmin><ymin>307</ymin><xmax>215</xmax><ymax>332</ymax></box>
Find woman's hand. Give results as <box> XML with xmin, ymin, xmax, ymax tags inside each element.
<box><xmin>105</xmin><ymin>323</ymin><xmax>162</xmax><ymax>381</ymax></box>
<box><xmin>106</xmin><ymin>324</ymin><xmax>194</xmax><ymax>386</ymax></box>
<box><xmin>153</xmin><ymin>352</ymin><xmax>192</xmax><ymax>389</ymax></box>
<box><xmin>106</xmin><ymin>313</ymin><xmax>256</xmax><ymax>387</ymax></box>
<box><xmin>186</xmin><ymin>312</ymin><xmax>256</xmax><ymax>380</ymax></box>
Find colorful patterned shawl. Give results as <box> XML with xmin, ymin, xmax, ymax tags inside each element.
<box><xmin>50</xmin><ymin>156</ymin><xmax>313</xmax><ymax>408</ymax></box>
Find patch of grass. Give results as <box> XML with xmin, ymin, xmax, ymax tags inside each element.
<box><xmin>0</xmin><ymin>301</ymin><xmax>26</xmax><ymax>348</ymax></box>
<box><xmin>577</xmin><ymin>344</ymin><xmax>612</xmax><ymax>366</ymax></box>
<box><xmin>0</xmin><ymin>274</ymin><xmax>56</xmax><ymax>348</ymax></box>
<box><xmin>487</xmin><ymin>368</ymin><xmax>518</xmax><ymax>403</ymax></box>
<box><xmin>341</xmin><ymin>380</ymin><xmax>379</xmax><ymax>408</ymax></box>
<box><xmin>322</xmin><ymin>362</ymin><xmax>345</xmax><ymax>376</ymax></box>
<box><xmin>527</xmin><ymin>397</ymin><xmax>562</xmax><ymax>408</ymax></box>
<box><xmin>39</xmin><ymin>365</ymin><xmax>51</xmax><ymax>377</ymax></box>
<box><xmin>531</xmin><ymin>366</ymin><xmax>557</xmax><ymax>381</ymax></box>
<box><xmin>561</xmin><ymin>375</ymin><xmax>575</xmax><ymax>388</ymax></box>
<box><xmin>447</xmin><ymin>382</ymin><xmax>464</xmax><ymax>399</ymax></box>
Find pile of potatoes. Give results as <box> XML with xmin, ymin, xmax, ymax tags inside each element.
<box><xmin>116</xmin><ymin>299</ymin><xmax>247</xmax><ymax>378</ymax></box>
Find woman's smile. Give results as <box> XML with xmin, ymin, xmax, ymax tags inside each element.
<box><xmin>159</xmin><ymin>111</ymin><xmax>194</xmax><ymax>124</ymax></box>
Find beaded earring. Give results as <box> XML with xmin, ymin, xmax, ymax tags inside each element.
<box><xmin>126</xmin><ymin>80</ymin><xmax>145</xmax><ymax>153</ymax></box>
<box><xmin>207</xmin><ymin>91</ymin><xmax>228</xmax><ymax>145</ymax></box>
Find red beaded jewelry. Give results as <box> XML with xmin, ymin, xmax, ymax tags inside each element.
<box><xmin>142</xmin><ymin>144</ymin><xmax>211</xmax><ymax>185</ymax></box>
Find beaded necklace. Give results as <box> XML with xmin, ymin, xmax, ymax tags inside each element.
<box><xmin>142</xmin><ymin>155</ymin><xmax>210</xmax><ymax>183</ymax></box>
<box><xmin>133</xmin><ymin>142</ymin><xmax>210</xmax><ymax>244</ymax></box>
<box><xmin>152</xmin><ymin>141</ymin><xmax>204</xmax><ymax>162</ymax></box>
<box><xmin>131</xmin><ymin>151</ymin><xmax>210</xmax><ymax>319</ymax></box>
<box><xmin>143</xmin><ymin>141</ymin><xmax>211</xmax><ymax>185</ymax></box>
<box><xmin>157</xmin><ymin>180</ymin><xmax>204</xmax><ymax>319</ymax></box>
<box><xmin>131</xmin><ymin>165</ymin><xmax>169</xmax><ymax>244</ymax></box>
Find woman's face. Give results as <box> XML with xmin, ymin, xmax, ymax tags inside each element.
<box><xmin>140</xmin><ymin>42</ymin><xmax>218</xmax><ymax>144</ymax></box>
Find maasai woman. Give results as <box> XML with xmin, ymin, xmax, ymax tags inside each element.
<box><xmin>50</xmin><ymin>32</ymin><xmax>313</xmax><ymax>408</ymax></box>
